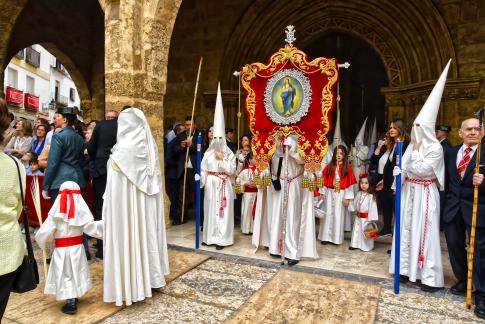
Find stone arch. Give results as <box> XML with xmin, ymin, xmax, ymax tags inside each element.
<box><xmin>2</xmin><ymin>0</ymin><xmax>105</xmax><ymax>121</ymax></box>
<box><xmin>221</xmin><ymin>0</ymin><xmax>457</xmax><ymax>89</ymax></box>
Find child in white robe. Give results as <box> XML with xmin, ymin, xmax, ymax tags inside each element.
<box><xmin>35</xmin><ymin>181</ymin><xmax>103</xmax><ymax>315</ymax></box>
<box><xmin>237</xmin><ymin>153</ymin><xmax>257</xmax><ymax>234</ymax></box>
<box><xmin>318</xmin><ymin>145</ymin><xmax>356</xmax><ymax>245</ymax></box>
<box><xmin>349</xmin><ymin>173</ymin><xmax>378</xmax><ymax>251</ymax></box>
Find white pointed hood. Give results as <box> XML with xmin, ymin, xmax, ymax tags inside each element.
<box><xmin>368</xmin><ymin>117</ymin><xmax>377</xmax><ymax>146</ymax></box>
<box><xmin>403</xmin><ymin>60</ymin><xmax>451</xmax><ymax>190</ymax></box>
<box><xmin>213</xmin><ymin>82</ymin><xmax>225</xmax><ymax>138</ymax></box>
<box><xmin>354</xmin><ymin>117</ymin><xmax>367</xmax><ymax>147</ymax></box>
<box><xmin>332</xmin><ymin>107</ymin><xmax>347</xmax><ymax>149</ymax></box>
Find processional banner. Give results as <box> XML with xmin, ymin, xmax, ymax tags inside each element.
<box><xmin>241</xmin><ymin>27</ymin><xmax>339</xmax><ymax>178</ymax></box>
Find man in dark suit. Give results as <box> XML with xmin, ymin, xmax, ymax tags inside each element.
<box><xmin>436</xmin><ymin>125</ymin><xmax>452</xmax><ymax>230</ymax></box>
<box><xmin>172</xmin><ymin>116</ymin><xmax>200</xmax><ymax>225</ymax></box>
<box><xmin>87</xmin><ymin>110</ymin><xmax>119</xmax><ymax>258</ymax></box>
<box><xmin>225</xmin><ymin>128</ymin><xmax>236</xmax><ymax>153</ymax></box>
<box><xmin>443</xmin><ymin>117</ymin><xmax>485</xmax><ymax>319</ymax></box>
<box><xmin>43</xmin><ymin>107</ymin><xmax>85</xmax><ymax>202</ymax></box>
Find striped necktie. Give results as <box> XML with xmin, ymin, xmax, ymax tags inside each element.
<box><xmin>458</xmin><ymin>147</ymin><xmax>472</xmax><ymax>179</ymax></box>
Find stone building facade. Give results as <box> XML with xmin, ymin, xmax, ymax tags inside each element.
<box><xmin>0</xmin><ymin>0</ymin><xmax>483</xmax><ymax>153</ymax></box>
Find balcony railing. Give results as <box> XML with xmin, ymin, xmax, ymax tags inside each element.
<box><xmin>55</xmin><ymin>94</ymin><xmax>68</xmax><ymax>107</ymax></box>
<box><xmin>24</xmin><ymin>93</ymin><xmax>39</xmax><ymax>111</ymax></box>
<box><xmin>25</xmin><ymin>47</ymin><xmax>40</xmax><ymax>68</ymax></box>
<box><xmin>5</xmin><ymin>86</ymin><xmax>23</xmax><ymax>106</ymax></box>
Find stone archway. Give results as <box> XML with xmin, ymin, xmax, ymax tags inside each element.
<box><xmin>219</xmin><ymin>0</ymin><xmax>467</xmax><ymax>132</ymax></box>
<box><xmin>2</xmin><ymin>0</ymin><xmax>105</xmax><ymax>121</ymax></box>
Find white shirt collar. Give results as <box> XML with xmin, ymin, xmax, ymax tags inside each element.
<box><xmin>461</xmin><ymin>143</ymin><xmax>478</xmax><ymax>153</ymax></box>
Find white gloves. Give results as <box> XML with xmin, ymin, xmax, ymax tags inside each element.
<box><xmin>194</xmin><ymin>174</ymin><xmax>201</xmax><ymax>181</ymax></box>
<box><xmin>392</xmin><ymin>166</ymin><xmax>402</xmax><ymax>177</ymax></box>
<box><xmin>42</xmin><ymin>190</ymin><xmax>50</xmax><ymax>200</ymax></box>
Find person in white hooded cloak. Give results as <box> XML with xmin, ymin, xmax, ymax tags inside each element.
<box><xmin>103</xmin><ymin>107</ymin><xmax>170</xmax><ymax>306</ymax></box>
<box><xmin>389</xmin><ymin>60</ymin><xmax>450</xmax><ymax>292</ymax></box>
<box><xmin>350</xmin><ymin>118</ymin><xmax>369</xmax><ymax>190</ymax></box>
<box><xmin>201</xmin><ymin>83</ymin><xmax>236</xmax><ymax>249</ymax></box>
<box><xmin>35</xmin><ymin>181</ymin><xmax>103</xmax><ymax>314</ymax></box>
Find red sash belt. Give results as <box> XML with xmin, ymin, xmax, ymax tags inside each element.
<box><xmin>59</xmin><ymin>189</ymin><xmax>81</xmax><ymax>219</ymax></box>
<box><xmin>55</xmin><ymin>235</ymin><xmax>83</xmax><ymax>248</ymax></box>
<box><xmin>358</xmin><ymin>212</ymin><xmax>368</xmax><ymax>218</ymax></box>
<box><xmin>244</xmin><ymin>186</ymin><xmax>258</xmax><ymax>193</ymax></box>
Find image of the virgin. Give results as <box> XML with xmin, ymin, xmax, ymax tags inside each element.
<box><xmin>280</xmin><ymin>77</ymin><xmax>296</xmax><ymax>115</ymax></box>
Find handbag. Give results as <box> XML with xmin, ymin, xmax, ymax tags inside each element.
<box><xmin>8</xmin><ymin>155</ymin><xmax>39</xmax><ymax>293</ymax></box>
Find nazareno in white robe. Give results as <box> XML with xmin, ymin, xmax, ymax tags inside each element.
<box><xmin>238</xmin><ymin>167</ymin><xmax>256</xmax><ymax>234</ymax></box>
<box><xmin>251</xmin><ymin>156</ymin><xmax>279</xmax><ymax>249</ymax></box>
<box><xmin>103</xmin><ymin>108</ymin><xmax>170</xmax><ymax>306</ymax></box>
<box><xmin>348</xmin><ymin>191</ymin><xmax>378</xmax><ymax>251</ymax></box>
<box><xmin>318</xmin><ymin>166</ymin><xmax>355</xmax><ymax>245</ymax></box>
<box><xmin>35</xmin><ymin>181</ymin><xmax>103</xmax><ymax>301</ymax></box>
<box><xmin>201</xmin><ymin>147</ymin><xmax>236</xmax><ymax>246</ymax></box>
<box><xmin>389</xmin><ymin>146</ymin><xmax>444</xmax><ymax>287</ymax></box>
<box><xmin>267</xmin><ymin>145</ymin><xmax>319</xmax><ymax>260</ymax></box>
<box><xmin>350</xmin><ymin>145</ymin><xmax>369</xmax><ymax>193</ymax></box>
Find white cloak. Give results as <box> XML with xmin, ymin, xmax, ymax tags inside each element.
<box><xmin>389</xmin><ymin>148</ymin><xmax>444</xmax><ymax>287</ymax></box>
<box><xmin>268</xmin><ymin>147</ymin><xmax>319</xmax><ymax>260</ymax></box>
<box><xmin>252</xmin><ymin>187</ymin><xmax>272</xmax><ymax>249</ymax></box>
<box><xmin>349</xmin><ymin>191</ymin><xmax>378</xmax><ymax>251</ymax></box>
<box><xmin>238</xmin><ymin>167</ymin><xmax>256</xmax><ymax>234</ymax></box>
<box><xmin>35</xmin><ymin>215</ymin><xmax>102</xmax><ymax>300</ymax></box>
<box><xmin>350</xmin><ymin>145</ymin><xmax>369</xmax><ymax>193</ymax></box>
<box><xmin>318</xmin><ymin>171</ymin><xmax>355</xmax><ymax>245</ymax></box>
<box><xmin>201</xmin><ymin>149</ymin><xmax>236</xmax><ymax>246</ymax></box>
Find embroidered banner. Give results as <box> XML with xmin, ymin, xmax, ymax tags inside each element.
<box><xmin>241</xmin><ymin>44</ymin><xmax>339</xmax><ymax>172</ymax></box>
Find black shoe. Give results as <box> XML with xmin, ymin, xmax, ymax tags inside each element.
<box><xmin>450</xmin><ymin>281</ymin><xmax>467</xmax><ymax>296</ymax></box>
<box><xmin>287</xmin><ymin>259</ymin><xmax>299</xmax><ymax>266</ymax></box>
<box><xmin>61</xmin><ymin>298</ymin><xmax>77</xmax><ymax>315</ymax></box>
<box><xmin>321</xmin><ymin>241</ymin><xmax>329</xmax><ymax>245</ymax></box>
<box><xmin>421</xmin><ymin>284</ymin><xmax>442</xmax><ymax>293</ymax></box>
<box><xmin>215</xmin><ymin>245</ymin><xmax>224</xmax><ymax>250</ymax></box>
<box><xmin>46</xmin><ymin>258</ymin><xmax>51</xmax><ymax>264</ymax></box>
<box><xmin>399</xmin><ymin>275</ymin><xmax>409</xmax><ymax>283</ymax></box>
<box><xmin>349</xmin><ymin>247</ymin><xmax>358</xmax><ymax>251</ymax></box>
<box><xmin>270</xmin><ymin>253</ymin><xmax>281</xmax><ymax>258</ymax></box>
<box><xmin>475</xmin><ymin>299</ymin><xmax>485</xmax><ymax>319</ymax></box>
<box><xmin>387</xmin><ymin>249</ymin><xmax>391</xmax><ymax>255</ymax></box>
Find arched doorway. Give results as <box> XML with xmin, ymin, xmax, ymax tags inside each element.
<box><xmin>3</xmin><ymin>0</ymin><xmax>105</xmax><ymax>121</ymax></box>
<box><xmin>304</xmin><ymin>33</ymin><xmax>388</xmax><ymax>143</ymax></box>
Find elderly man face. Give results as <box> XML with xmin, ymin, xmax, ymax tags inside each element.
<box><xmin>459</xmin><ymin>118</ymin><xmax>483</xmax><ymax>147</ymax></box>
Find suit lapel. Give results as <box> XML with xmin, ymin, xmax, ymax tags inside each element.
<box><xmin>450</xmin><ymin>146</ymin><xmax>461</xmax><ymax>181</ymax></box>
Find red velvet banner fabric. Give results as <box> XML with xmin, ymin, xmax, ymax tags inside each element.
<box><xmin>241</xmin><ymin>45</ymin><xmax>339</xmax><ymax>172</ymax></box>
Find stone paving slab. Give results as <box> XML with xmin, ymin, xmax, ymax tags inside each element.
<box><xmin>376</xmin><ymin>289</ymin><xmax>483</xmax><ymax>323</ymax></box>
<box><xmin>226</xmin><ymin>269</ymin><xmax>380</xmax><ymax>324</ymax></box>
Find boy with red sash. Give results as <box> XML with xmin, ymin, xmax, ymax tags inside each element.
<box><xmin>35</xmin><ymin>181</ymin><xmax>103</xmax><ymax>314</ymax></box>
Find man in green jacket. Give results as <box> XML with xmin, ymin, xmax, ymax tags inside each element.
<box><xmin>42</xmin><ymin>107</ymin><xmax>85</xmax><ymax>202</ymax></box>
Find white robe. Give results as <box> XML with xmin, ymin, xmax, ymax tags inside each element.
<box><xmin>103</xmin><ymin>160</ymin><xmax>170</xmax><ymax>306</ymax></box>
<box><xmin>350</xmin><ymin>145</ymin><xmax>369</xmax><ymax>192</ymax></box>
<box><xmin>349</xmin><ymin>192</ymin><xmax>378</xmax><ymax>251</ymax></box>
<box><xmin>318</xmin><ymin>170</ymin><xmax>355</xmax><ymax>245</ymax></box>
<box><xmin>35</xmin><ymin>215</ymin><xmax>102</xmax><ymax>300</ymax></box>
<box><xmin>238</xmin><ymin>167</ymin><xmax>256</xmax><ymax>234</ymax></box>
<box><xmin>201</xmin><ymin>149</ymin><xmax>236</xmax><ymax>246</ymax></box>
<box><xmin>389</xmin><ymin>149</ymin><xmax>444</xmax><ymax>287</ymax></box>
<box><xmin>268</xmin><ymin>147</ymin><xmax>319</xmax><ymax>260</ymax></box>
<box><xmin>252</xmin><ymin>187</ymin><xmax>272</xmax><ymax>248</ymax></box>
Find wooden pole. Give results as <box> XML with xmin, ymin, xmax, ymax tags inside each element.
<box><xmin>466</xmin><ymin>108</ymin><xmax>484</xmax><ymax>308</ymax></box>
<box><xmin>181</xmin><ymin>57</ymin><xmax>203</xmax><ymax>224</ymax></box>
